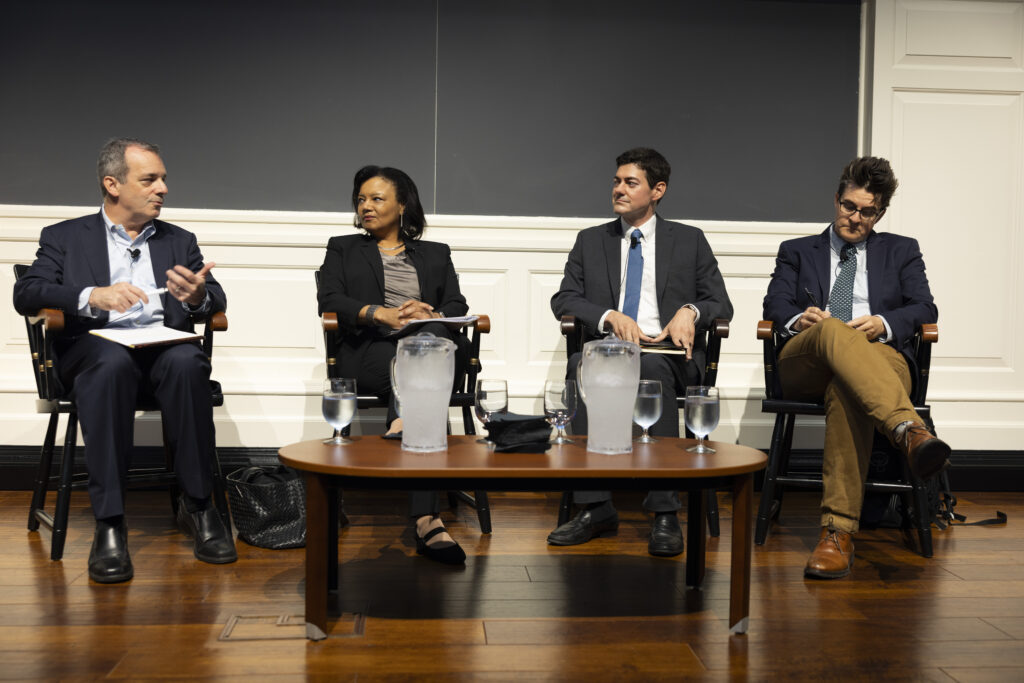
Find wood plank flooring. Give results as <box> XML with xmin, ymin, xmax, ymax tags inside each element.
<box><xmin>0</xmin><ymin>488</ymin><xmax>1020</xmax><ymax>681</ymax></box>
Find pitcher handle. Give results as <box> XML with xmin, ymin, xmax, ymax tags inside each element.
<box><xmin>575</xmin><ymin>359</ymin><xmax>586</xmax><ymax>403</ymax></box>
<box><xmin>389</xmin><ymin>357</ymin><xmax>402</xmax><ymax>416</ymax></box>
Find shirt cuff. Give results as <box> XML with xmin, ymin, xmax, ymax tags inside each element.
<box><xmin>681</xmin><ymin>303</ymin><xmax>700</xmax><ymax>325</ymax></box>
<box><xmin>877</xmin><ymin>315</ymin><xmax>892</xmax><ymax>343</ymax></box>
<box><xmin>183</xmin><ymin>291</ymin><xmax>211</xmax><ymax>314</ymax></box>
<box><xmin>782</xmin><ymin>313</ymin><xmax>802</xmax><ymax>337</ymax></box>
<box><xmin>78</xmin><ymin>287</ymin><xmax>97</xmax><ymax>318</ymax></box>
<box><xmin>597</xmin><ymin>309</ymin><xmax>614</xmax><ymax>334</ymax></box>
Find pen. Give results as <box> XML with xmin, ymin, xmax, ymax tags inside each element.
<box><xmin>145</xmin><ymin>287</ymin><xmax>168</xmax><ymax>296</ymax></box>
<box><xmin>804</xmin><ymin>288</ymin><xmax>820</xmax><ymax>308</ymax></box>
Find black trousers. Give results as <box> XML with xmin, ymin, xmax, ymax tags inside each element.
<box><xmin>58</xmin><ymin>335</ymin><xmax>215</xmax><ymax>520</ymax></box>
<box><xmin>354</xmin><ymin>322</ymin><xmax>469</xmax><ymax>518</ymax></box>
<box><xmin>566</xmin><ymin>351</ymin><xmax>699</xmax><ymax>513</ymax></box>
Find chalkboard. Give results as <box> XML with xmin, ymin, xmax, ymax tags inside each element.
<box><xmin>0</xmin><ymin>0</ymin><xmax>861</xmax><ymax>221</ymax></box>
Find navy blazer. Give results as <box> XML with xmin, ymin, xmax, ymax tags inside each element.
<box><xmin>763</xmin><ymin>227</ymin><xmax>938</xmax><ymax>359</ymax></box>
<box><xmin>550</xmin><ymin>215</ymin><xmax>733</xmax><ymax>377</ymax></box>
<box><xmin>317</xmin><ymin>233</ymin><xmax>468</xmax><ymax>379</ymax></box>
<box><xmin>13</xmin><ymin>212</ymin><xmax>226</xmax><ymax>345</ymax></box>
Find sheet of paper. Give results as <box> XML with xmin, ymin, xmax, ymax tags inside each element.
<box><xmin>397</xmin><ymin>315</ymin><xmax>479</xmax><ymax>336</ymax></box>
<box><xmin>89</xmin><ymin>326</ymin><xmax>202</xmax><ymax>348</ymax></box>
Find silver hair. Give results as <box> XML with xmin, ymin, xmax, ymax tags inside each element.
<box><xmin>97</xmin><ymin>137</ymin><xmax>161</xmax><ymax>199</ymax></box>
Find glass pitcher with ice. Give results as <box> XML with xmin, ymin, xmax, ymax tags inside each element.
<box><xmin>577</xmin><ymin>337</ymin><xmax>640</xmax><ymax>454</ymax></box>
<box><xmin>390</xmin><ymin>333</ymin><xmax>455</xmax><ymax>452</ymax></box>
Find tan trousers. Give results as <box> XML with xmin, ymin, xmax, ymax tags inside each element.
<box><xmin>777</xmin><ymin>318</ymin><xmax>919</xmax><ymax>533</ymax></box>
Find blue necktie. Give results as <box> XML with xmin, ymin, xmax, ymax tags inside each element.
<box><xmin>622</xmin><ymin>228</ymin><xmax>644</xmax><ymax>321</ymax></box>
<box><xmin>828</xmin><ymin>242</ymin><xmax>857</xmax><ymax>323</ymax></box>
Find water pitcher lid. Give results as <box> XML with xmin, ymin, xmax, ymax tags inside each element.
<box><xmin>583</xmin><ymin>336</ymin><xmax>639</xmax><ymax>356</ymax></box>
<box><xmin>396</xmin><ymin>331</ymin><xmax>455</xmax><ymax>354</ymax></box>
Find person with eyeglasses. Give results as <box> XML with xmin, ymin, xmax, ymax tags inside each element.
<box><xmin>763</xmin><ymin>156</ymin><xmax>949</xmax><ymax>579</ymax></box>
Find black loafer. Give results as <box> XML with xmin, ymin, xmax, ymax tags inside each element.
<box><xmin>547</xmin><ymin>507</ymin><xmax>619</xmax><ymax>546</ymax></box>
<box><xmin>415</xmin><ymin>525</ymin><xmax>466</xmax><ymax>565</ymax></box>
<box><xmin>88</xmin><ymin>519</ymin><xmax>133</xmax><ymax>584</ymax></box>
<box><xmin>176</xmin><ymin>496</ymin><xmax>238</xmax><ymax>564</ymax></box>
<box><xmin>648</xmin><ymin>512</ymin><xmax>684</xmax><ymax>557</ymax></box>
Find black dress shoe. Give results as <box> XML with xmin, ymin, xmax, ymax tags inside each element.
<box><xmin>648</xmin><ymin>512</ymin><xmax>684</xmax><ymax>557</ymax></box>
<box><xmin>176</xmin><ymin>496</ymin><xmax>238</xmax><ymax>564</ymax></box>
<box><xmin>547</xmin><ymin>507</ymin><xmax>619</xmax><ymax>546</ymax></box>
<box><xmin>415</xmin><ymin>525</ymin><xmax>466</xmax><ymax>565</ymax></box>
<box><xmin>88</xmin><ymin>519</ymin><xmax>133</xmax><ymax>584</ymax></box>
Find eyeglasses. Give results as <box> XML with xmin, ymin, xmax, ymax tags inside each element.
<box><xmin>838</xmin><ymin>199</ymin><xmax>881</xmax><ymax>220</ymax></box>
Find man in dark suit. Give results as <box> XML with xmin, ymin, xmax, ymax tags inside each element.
<box><xmin>13</xmin><ymin>138</ymin><xmax>236</xmax><ymax>583</ymax></box>
<box><xmin>550</xmin><ymin>147</ymin><xmax>733</xmax><ymax>557</ymax></box>
<box><xmin>763</xmin><ymin>156</ymin><xmax>950</xmax><ymax>579</ymax></box>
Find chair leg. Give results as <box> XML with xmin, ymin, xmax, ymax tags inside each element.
<box><xmin>28</xmin><ymin>412</ymin><xmax>60</xmax><ymax>532</ymax></box>
<box><xmin>462</xmin><ymin>405</ymin><xmax>476</xmax><ymax>436</ymax></box>
<box><xmin>557</xmin><ymin>491</ymin><xmax>573</xmax><ymax>527</ymax></box>
<box><xmin>50</xmin><ymin>413</ymin><xmax>78</xmax><ymax>562</ymax></box>
<box><xmin>755</xmin><ymin>414</ymin><xmax>789</xmax><ymax>545</ymax></box>
<box><xmin>904</xmin><ymin>463</ymin><xmax>934</xmax><ymax>558</ymax></box>
<box><xmin>475</xmin><ymin>491</ymin><xmax>492</xmax><ymax>534</ymax></box>
<box><xmin>705</xmin><ymin>489</ymin><xmax>720</xmax><ymax>538</ymax></box>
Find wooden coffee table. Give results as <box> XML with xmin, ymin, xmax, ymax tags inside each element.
<box><xmin>279</xmin><ymin>435</ymin><xmax>766</xmax><ymax>640</ymax></box>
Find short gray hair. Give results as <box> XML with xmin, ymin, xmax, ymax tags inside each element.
<box><xmin>97</xmin><ymin>137</ymin><xmax>161</xmax><ymax>199</ymax></box>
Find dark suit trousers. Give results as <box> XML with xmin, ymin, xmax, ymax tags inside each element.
<box><xmin>58</xmin><ymin>335</ymin><xmax>215</xmax><ymax>520</ymax></box>
<box><xmin>354</xmin><ymin>322</ymin><xmax>469</xmax><ymax>518</ymax></box>
<box><xmin>565</xmin><ymin>351</ymin><xmax>699</xmax><ymax>512</ymax></box>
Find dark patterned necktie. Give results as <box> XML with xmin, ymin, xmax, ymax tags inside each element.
<box><xmin>828</xmin><ymin>242</ymin><xmax>857</xmax><ymax>322</ymax></box>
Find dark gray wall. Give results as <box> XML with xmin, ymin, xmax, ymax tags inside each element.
<box><xmin>0</xmin><ymin>0</ymin><xmax>861</xmax><ymax>221</ymax></box>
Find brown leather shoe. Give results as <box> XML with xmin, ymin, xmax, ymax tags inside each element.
<box><xmin>896</xmin><ymin>422</ymin><xmax>951</xmax><ymax>480</ymax></box>
<box><xmin>804</xmin><ymin>527</ymin><xmax>854</xmax><ymax>579</ymax></box>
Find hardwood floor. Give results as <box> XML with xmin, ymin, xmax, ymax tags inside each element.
<box><xmin>0</xmin><ymin>488</ymin><xmax>1021</xmax><ymax>681</ymax></box>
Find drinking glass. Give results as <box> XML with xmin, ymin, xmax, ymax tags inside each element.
<box><xmin>474</xmin><ymin>379</ymin><xmax>508</xmax><ymax>444</ymax></box>
<box><xmin>544</xmin><ymin>379</ymin><xmax>577</xmax><ymax>445</ymax></box>
<box><xmin>633</xmin><ymin>379</ymin><xmax>662</xmax><ymax>443</ymax></box>
<box><xmin>322</xmin><ymin>378</ymin><xmax>357</xmax><ymax>445</ymax></box>
<box><xmin>684</xmin><ymin>386</ymin><xmax>719</xmax><ymax>453</ymax></box>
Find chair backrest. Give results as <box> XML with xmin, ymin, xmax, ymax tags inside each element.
<box><xmin>14</xmin><ymin>264</ymin><xmax>51</xmax><ymax>401</ymax></box>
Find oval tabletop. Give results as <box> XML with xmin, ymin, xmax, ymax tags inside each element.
<box><xmin>279</xmin><ymin>435</ymin><xmax>766</xmax><ymax>480</ymax></box>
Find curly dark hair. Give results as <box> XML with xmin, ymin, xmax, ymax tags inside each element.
<box><xmin>836</xmin><ymin>156</ymin><xmax>899</xmax><ymax>210</ymax></box>
<box><xmin>615</xmin><ymin>147</ymin><xmax>671</xmax><ymax>190</ymax></box>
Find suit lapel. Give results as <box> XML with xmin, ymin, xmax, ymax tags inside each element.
<box><xmin>83</xmin><ymin>212</ymin><xmax>111</xmax><ymax>287</ymax></box>
<box><xmin>359</xmin><ymin>237</ymin><xmax>386</xmax><ymax>297</ymax></box>
<box><xmin>814</xmin><ymin>227</ymin><xmax>831</xmax><ymax>306</ymax></box>
<box><xmin>654</xmin><ymin>215</ymin><xmax>672</xmax><ymax>302</ymax></box>
<box><xmin>865</xmin><ymin>231</ymin><xmax>883</xmax><ymax>314</ymax></box>
<box><xmin>603</xmin><ymin>220</ymin><xmax>622</xmax><ymax>306</ymax></box>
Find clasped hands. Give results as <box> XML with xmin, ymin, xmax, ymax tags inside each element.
<box><xmin>88</xmin><ymin>263</ymin><xmax>215</xmax><ymax>313</ymax></box>
<box><xmin>605</xmin><ymin>306</ymin><xmax>696</xmax><ymax>360</ymax></box>
<box><xmin>373</xmin><ymin>299</ymin><xmax>440</xmax><ymax>330</ymax></box>
<box><xmin>794</xmin><ymin>307</ymin><xmax>885</xmax><ymax>340</ymax></box>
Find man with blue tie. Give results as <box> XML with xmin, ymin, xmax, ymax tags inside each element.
<box><xmin>763</xmin><ymin>156</ymin><xmax>950</xmax><ymax>579</ymax></box>
<box><xmin>549</xmin><ymin>147</ymin><xmax>733</xmax><ymax>556</ymax></box>
<box><xmin>14</xmin><ymin>138</ymin><xmax>236</xmax><ymax>583</ymax></box>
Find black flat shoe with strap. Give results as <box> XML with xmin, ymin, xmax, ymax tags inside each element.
<box><xmin>415</xmin><ymin>525</ymin><xmax>466</xmax><ymax>565</ymax></box>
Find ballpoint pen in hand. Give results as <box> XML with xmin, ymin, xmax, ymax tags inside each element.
<box><xmin>804</xmin><ymin>288</ymin><xmax>820</xmax><ymax>308</ymax></box>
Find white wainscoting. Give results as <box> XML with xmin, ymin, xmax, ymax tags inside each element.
<box><xmin>870</xmin><ymin>0</ymin><xmax>1024</xmax><ymax>449</ymax></box>
<box><xmin>1</xmin><ymin>205</ymin><xmax>814</xmax><ymax>450</ymax></box>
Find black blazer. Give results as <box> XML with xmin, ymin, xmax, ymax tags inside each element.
<box><xmin>550</xmin><ymin>215</ymin><xmax>733</xmax><ymax>377</ymax></box>
<box><xmin>317</xmin><ymin>233</ymin><xmax>468</xmax><ymax>378</ymax></box>
<box><xmin>13</xmin><ymin>212</ymin><xmax>226</xmax><ymax>350</ymax></box>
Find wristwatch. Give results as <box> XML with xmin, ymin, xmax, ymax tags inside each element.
<box><xmin>365</xmin><ymin>305</ymin><xmax>380</xmax><ymax>325</ymax></box>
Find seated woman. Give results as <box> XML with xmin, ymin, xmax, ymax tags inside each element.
<box><xmin>317</xmin><ymin>165</ymin><xmax>469</xmax><ymax>565</ymax></box>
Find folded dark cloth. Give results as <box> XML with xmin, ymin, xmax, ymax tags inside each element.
<box><xmin>485</xmin><ymin>412</ymin><xmax>552</xmax><ymax>453</ymax></box>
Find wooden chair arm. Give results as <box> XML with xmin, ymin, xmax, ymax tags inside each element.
<box><xmin>559</xmin><ymin>315</ymin><xmax>577</xmax><ymax>336</ymax></box>
<box><xmin>921</xmin><ymin>323</ymin><xmax>938</xmax><ymax>343</ymax></box>
<box><xmin>757</xmin><ymin>320</ymin><xmax>774</xmax><ymax>340</ymax></box>
<box><xmin>208</xmin><ymin>311</ymin><xmax>228</xmax><ymax>332</ymax></box>
<box><xmin>712</xmin><ymin>319</ymin><xmax>730</xmax><ymax>339</ymax></box>
<box><xmin>322</xmin><ymin>312</ymin><xmax>338</xmax><ymax>332</ymax></box>
<box><xmin>28</xmin><ymin>308</ymin><xmax>65</xmax><ymax>333</ymax></box>
<box><xmin>469</xmin><ymin>314</ymin><xmax>490</xmax><ymax>334</ymax></box>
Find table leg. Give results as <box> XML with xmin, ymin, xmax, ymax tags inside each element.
<box><xmin>685</xmin><ymin>488</ymin><xmax>708</xmax><ymax>587</ymax></box>
<box><xmin>729</xmin><ymin>473</ymin><xmax>753</xmax><ymax>635</ymax></box>
<box><xmin>304</xmin><ymin>472</ymin><xmax>329</xmax><ymax>641</ymax></box>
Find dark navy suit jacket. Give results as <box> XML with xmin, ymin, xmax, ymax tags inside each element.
<box><xmin>763</xmin><ymin>227</ymin><xmax>937</xmax><ymax>361</ymax></box>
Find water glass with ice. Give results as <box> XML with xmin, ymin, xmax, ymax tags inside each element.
<box><xmin>684</xmin><ymin>385</ymin><xmax>719</xmax><ymax>454</ymax></box>
<box><xmin>633</xmin><ymin>379</ymin><xmax>662</xmax><ymax>443</ymax></box>
<box><xmin>322</xmin><ymin>377</ymin><xmax>357</xmax><ymax>445</ymax></box>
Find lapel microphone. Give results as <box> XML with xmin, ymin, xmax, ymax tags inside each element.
<box><xmin>128</xmin><ymin>248</ymin><xmax>141</xmax><ymax>260</ymax></box>
<box><xmin>629</xmin><ymin>233</ymin><xmax>639</xmax><ymax>249</ymax></box>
